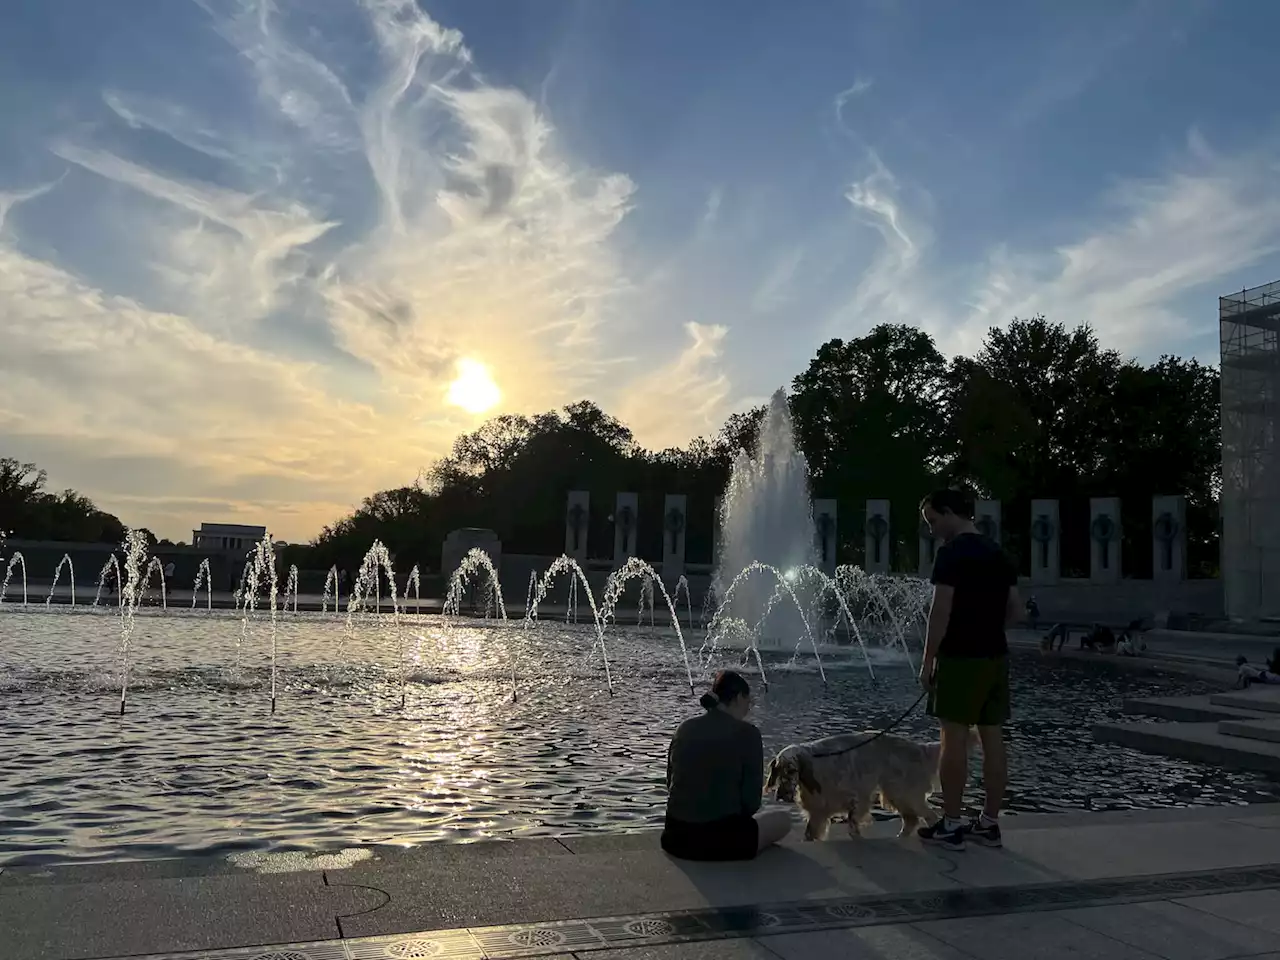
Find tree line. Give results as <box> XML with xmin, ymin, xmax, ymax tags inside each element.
<box><xmin>0</xmin><ymin>459</ymin><xmax>129</xmax><ymax>544</ymax></box>
<box><xmin>296</xmin><ymin>317</ymin><xmax>1220</xmax><ymax>580</ymax></box>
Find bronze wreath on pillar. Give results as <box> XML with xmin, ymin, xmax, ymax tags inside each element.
<box><xmin>665</xmin><ymin>507</ymin><xmax>685</xmax><ymax>555</ymax></box>
<box><xmin>867</xmin><ymin>513</ymin><xmax>888</xmax><ymax>565</ymax></box>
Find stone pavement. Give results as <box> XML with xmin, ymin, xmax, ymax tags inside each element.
<box><xmin>5</xmin><ymin>805</ymin><xmax>1280</xmax><ymax>960</ymax></box>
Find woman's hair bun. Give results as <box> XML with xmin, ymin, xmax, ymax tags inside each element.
<box><xmin>698</xmin><ymin>691</ymin><xmax>719</xmax><ymax>711</ymax></box>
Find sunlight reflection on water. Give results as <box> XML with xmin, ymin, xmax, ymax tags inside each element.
<box><xmin>1</xmin><ymin>608</ymin><xmax>1277</xmax><ymax>864</ymax></box>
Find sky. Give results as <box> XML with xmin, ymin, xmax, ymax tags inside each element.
<box><xmin>2</xmin><ymin>0</ymin><xmax>1279</xmax><ymax>543</ymax></box>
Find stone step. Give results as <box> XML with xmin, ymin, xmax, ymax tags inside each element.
<box><xmin>1219</xmin><ymin>718</ymin><xmax>1280</xmax><ymax>744</ymax></box>
<box><xmin>1122</xmin><ymin>694</ymin><xmax>1271</xmax><ymax>723</ymax></box>
<box><xmin>1210</xmin><ymin>689</ymin><xmax>1280</xmax><ymax>714</ymax></box>
<box><xmin>1092</xmin><ymin>720</ymin><xmax>1280</xmax><ymax>774</ymax></box>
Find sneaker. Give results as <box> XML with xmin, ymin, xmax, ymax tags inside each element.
<box><xmin>917</xmin><ymin>819</ymin><xmax>966</xmax><ymax>851</ymax></box>
<box><xmin>968</xmin><ymin>818</ymin><xmax>1003</xmax><ymax>848</ymax></box>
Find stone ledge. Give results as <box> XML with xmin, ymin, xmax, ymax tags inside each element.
<box><xmin>1123</xmin><ymin>694</ymin><xmax>1267</xmax><ymax>722</ymax></box>
<box><xmin>1220</xmin><ymin>718</ymin><xmax>1280</xmax><ymax>744</ymax></box>
<box><xmin>1093</xmin><ymin>720</ymin><xmax>1280</xmax><ymax>773</ymax></box>
<box><xmin>1212</xmin><ymin>688</ymin><xmax>1280</xmax><ymax>715</ymax></box>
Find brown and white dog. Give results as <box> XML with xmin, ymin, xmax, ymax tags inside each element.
<box><xmin>766</xmin><ymin>732</ymin><xmax>954</xmax><ymax>840</ymax></box>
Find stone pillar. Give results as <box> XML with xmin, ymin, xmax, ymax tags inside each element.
<box><xmin>917</xmin><ymin>519</ymin><xmax>940</xmax><ymax>578</ymax></box>
<box><xmin>812</xmin><ymin>499</ymin><xmax>838</xmax><ymax>575</ymax></box>
<box><xmin>564</xmin><ymin>491</ymin><xmax>589</xmax><ymax>561</ymax></box>
<box><xmin>441</xmin><ymin>528</ymin><xmax>501</xmax><ymax>582</ymax></box>
<box><xmin>1152</xmin><ymin>495</ymin><xmax>1187</xmax><ymax>581</ymax></box>
<box><xmin>864</xmin><ymin>499</ymin><xmax>891</xmax><ymax>574</ymax></box>
<box><xmin>1029</xmin><ymin>499</ymin><xmax>1060</xmax><ymax>584</ymax></box>
<box><xmin>1089</xmin><ymin>497</ymin><xmax>1122</xmax><ymax>583</ymax></box>
<box><xmin>975</xmin><ymin>499</ymin><xmax>1002</xmax><ymax>544</ymax></box>
<box><xmin>662</xmin><ymin>494</ymin><xmax>688</xmax><ymax>580</ymax></box>
<box><xmin>614</xmin><ymin>492</ymin><xmax>638</xmax><ymax>565</ymax></box>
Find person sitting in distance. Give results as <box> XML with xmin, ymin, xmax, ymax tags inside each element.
<box><xmin>1116</xmin><ymin>619</ymin><xmax>1147</xmax><ymax>657</ymax></box>
<box><xmin>1236</xmin><ymin>655</ymin><xmax>1280</xmax><ymax>689</ymax></box>
<box><xmin>1080</xmin><ymin>623</ymin><xmax>1115</xmax><ymax>652</ymax></box>
<box><xmin>661</xmin><ymin>670</ymin><xmax>792</xmax><ymax>861</ymax></box>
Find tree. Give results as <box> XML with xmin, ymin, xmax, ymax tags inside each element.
<box><xmin>946</xmin><ymin>317</ymin><xmax>1123</xmax><ymax>494</ymax></box>
<box><xmin>0</xmin><ymin>459</ymin><xmax>46</xmax><ymax>507</ymax></box>
<box><xmin>0</xmin><ymin>457</ymin><xmax>127</xmax><ymax>543</ymax></box>
<box><xmin>716</xmin><ymin>406</ymin><xmax>767</xmax><ymax>456</ymax></box>
<box><xmin>295</xmin><ymin>317</ymin><xmax>1222</xmax><ymax>578</ymax></box>
<box><xmin>1100</xmin><ymin>357</ymin><xmax>1221</xmax><ymax>575</ymax></box>
<box><xmin>790</xmin><ymin>324</ymin><xmax>949</xmax><ymax>567</ymax></box>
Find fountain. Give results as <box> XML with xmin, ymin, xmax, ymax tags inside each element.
<box><xmin>116</xmin><ymin>529</ymin><xmax>150</xmax><ymax>715</ymax></box>
<box><xmin>141</xmin><ymin>557</ymin><xmax>168</xmax><ymax>609</ymax></box>
<box><xmin>716</xmin><ymin>388</ymin><xmax>818</xmax><ymax>648</ymax></box>
<box><xmin>638</xmin><ymin>575</ymin><xmax>656</xmax><ymax>626</ymax></box>
<box><xmin>346</xmin><ymin>541</ymin><xmax>406</xmax><ymax>707</ymax></box>
<box><xmin>192</xmin><ymin>558</ymin><xmax>213</xmax><ymax>610</ymax></box>
<box><xmin>1</xmin><ymin>509</ymin><xmax>929</xmax><ymax>716</ymax></box>
<box><xmin>93</xmin><ymin>554</ymin><xmax>122</xmax><ymax>607</ymax></box>
<box><xmin>404</xmin><ymin>564</ymin><xmax>422</xmax><ymax>615</ymax></box>
<box><xmin>525</xmin><ymin>553</ymin><xmax>613</xmax><ymax>696</ymax></box>
<box><xmin>523</xmin><ymin>570</ymin><xmax>539</xmax><ymax>622</ymax></box>
<box><xmin>1</xmin><ymin>551</ymin><xmax>28</xmax><ymax>607</ymax></box>
<box><xmin>46</xmin><ymin>554</ymin><xmax>76</xmax><ymax>606</ymax></box>
<box><xmin>322</xmin><ymin>565</ymin><xmax>340</xmax><ymax>613</ymax></box>
<box><xmin>445</xmin><ymin>548</ymin><xmax>520</xmax><ymax>698</ymax></box>
<box><xmin>673</xmin><ymin>575</ymin><xmax>693</xmax><ymax>632</ymax></box>
<box><xmin>566</xmin><ymin>574</ymin><xmax>579</xmax><ymax>624</ymax></box>
<box><xmin>601</xmin><ymin>557</ymin><xmax>694</xmax><ymax>692</ymax></box>
<box><xmin>283</xmin><ymin>564</ymin><xmax>300</xmax><ymax>614</ymax></box>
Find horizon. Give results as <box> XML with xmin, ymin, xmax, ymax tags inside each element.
<box><xmin>2</xmin><ymin>0</ymin><xmax>1278</xmax><ymax>542</ymax></box>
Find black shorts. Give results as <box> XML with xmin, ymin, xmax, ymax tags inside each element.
<box><xmin>661</xmin><ymin>814</ymin><xmax>758</xmax><ymax>862</ymax></box>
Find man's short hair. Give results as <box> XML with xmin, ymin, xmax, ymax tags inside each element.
<box><xmin>919</xmin><ymin>488</ymin><xmax>974</xmax><ymax>519</ymax></box>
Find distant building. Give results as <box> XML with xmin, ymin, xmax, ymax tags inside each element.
<box><xmin>1220</xmin><ymin>279</ymin><xmax>1280</xmax><ymax>621</ymax></box>
<box><xmin>191</xmin><ymin>523</ymin><xmax>267</xmax><ymax>553</ymax></box>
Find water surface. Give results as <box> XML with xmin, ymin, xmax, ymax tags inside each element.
<box><xmin>1</xmin><ymin>608</ymin><xmax>1275</xmax><ymax>864</ymax></box>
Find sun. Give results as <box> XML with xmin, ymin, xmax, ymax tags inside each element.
<box><xmin>445</xmin><ymin>358</ymin><xmax>501</xmax><ymax>415</ymax></box>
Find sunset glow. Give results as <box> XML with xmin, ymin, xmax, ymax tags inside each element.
<box><xmin>445</xmin><ymin>359</ymin><xmax>501</xmax><ymax>415</ymax></box>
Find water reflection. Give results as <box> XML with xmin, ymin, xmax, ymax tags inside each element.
<box><xmin>0</xmin><ymin>610</ymin><xmax>1277</xmax><ymax>864</ymax></box>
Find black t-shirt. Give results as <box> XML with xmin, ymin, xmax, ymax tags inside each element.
<box><xmin>931</xmin><ymin>532</ymin><xmax>1017</xmax><ymax>658</ymax></box>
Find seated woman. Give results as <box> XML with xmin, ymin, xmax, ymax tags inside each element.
<box><xmin>661</xmin><ymin>670</ymin><xmax>792</xmax><ymax>861</ymax></box>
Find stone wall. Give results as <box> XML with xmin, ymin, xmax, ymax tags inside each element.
<box><xmin>1020</xmin><ymin>577</ymin><xmax>1223</xmax><ymax>624</ymax></box>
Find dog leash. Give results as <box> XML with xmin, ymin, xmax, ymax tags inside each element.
<box><xmin>807</xmin><ymin>689</ymin><xmax>929</xmax><ymax>759</ymax></box>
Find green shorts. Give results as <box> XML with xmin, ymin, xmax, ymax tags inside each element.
<box><xmin>928</xmin><ymin>656</ymin><xmax>1010</xmax><ymax>727</ymax></box>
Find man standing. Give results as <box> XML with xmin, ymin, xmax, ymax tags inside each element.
<box><xmin>916</xmin><ymin>489</ymin><xmax>1020</xmax><ymax>851</ymax></box>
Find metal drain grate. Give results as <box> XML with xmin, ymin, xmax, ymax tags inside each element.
<box><xmin>623</xmin><ymin>918</ymin><xmax>675</xmax><ymax>937</ymax></box>
<box><xmin>507</xmin><ymin>929</ymin><xmax>566</xmax><ymax>948</ymax></box>
<box><xmin>384</xmin><ymin>940</ymin><xmax>444</xmax><ymax>958</ymax></box>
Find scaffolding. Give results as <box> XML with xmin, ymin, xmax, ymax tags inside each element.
<box><xmin>1220</xmin><ymin>279</ymin><xmax>1280</xmax><ymax>620</ymax></box>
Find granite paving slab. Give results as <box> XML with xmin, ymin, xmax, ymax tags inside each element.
<box><xmin>1173</xmin><ymin>889</ymin><xmax>1280</xmax><ymax>934</ymax></box>
<box><xmin>569</xmin><ymin>944</ymin><xmax>780</xmax><ymax>959</ymax></box>
<box><xmin>1059</xmin><ymin>899</ymin><xmax>1280</xmax><ymax>960</ymax></box>
<box><xmin>0</xmin><ymin>873</ymin><xmax>370</xmax><ymax>960</ymax></box>
<box><xmin>758</xmin><ymin>925</ymin><xmax>976</xmax><ymax>960</ymax></box>
<box><xmin>987</xmin><ymin>817</ymin><xmax>1280</xmax><ymax>881</ymax></box>
<box><xmin>334</xmin><ymin>833</ymin><xmax>959</xmax><ymax>939</ymax></box>
<box><xmin>918</xmin><ymin>911</ymin><xmax>1164</xmax><ymax>959</ymax></box>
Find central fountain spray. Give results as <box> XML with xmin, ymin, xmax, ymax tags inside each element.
<box><xmin>714</xmin><ymin>388</ymin><xmax>819</xmax><ymax>651</ymax></box>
